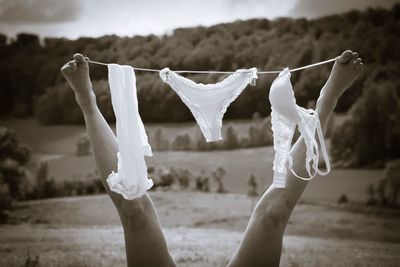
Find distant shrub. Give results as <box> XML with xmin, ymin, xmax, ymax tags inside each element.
<box><xmin>202</xmin><ymin>178</ymin><xmax>210</xmax><ymax>192</ymax></box>
<box><xmin>363</xmin><ymin>160</ymin><xmax>400</xmax><ymax>208</ymax></box>
<box><xmin>60</xmin><ymin>179</ymin><xmax>105</xmax><ymax>196</ymax></box>
<box><xmin>0</xmin><ymin>182</ymin><xmax>12</xmax><ymax>223</ymax></box>
<box><xmin>151</xmin><ymin>166</ymin><xmax>195</xmax><ymax>190</ymax></box>
<box><xmin>212</xmin><ymin>167</ymin><xmax>227</xmax><ymax>193</ymax></box>
<box><xmin>247</xmin><ymin>173</ymin><xmax>258</xmax><ymax>197</ymax></box>
<box><xmin>0</xmin><ymin>127</ymin><xmax>32</xmax><ymax>199</ymax></box>
<box><xmin>172</xmin><ymin>133</ymin><xmax>191</xmax><ymax>150</ymax></box>
<box><xmin>385</xmin><ymin>159</ymin><xmax>400</xmax><ymax>205</ymax></box>
<box><xmin>247</xmin><ymin>173</ymin><xmax>259</xmax><ymax>212</ymax></box>
<box><xmin>175</xmin><ymin>169</ymin><xmax>191</xmax><ymax>190</ymax></box>
<box><xmin>152</xmin><ymin>128</ymin><xmax>170</xmax><ymax>150</ymax></box>
<box><xmin>34</xmin><ymin>161</ymin><xmax>58</xmax><ymax>199</ymax></box>
<box><xmin>196</xmin><ymin>138</ymin><xmax>220</xmax><ymax>151</ymax></box>
<box><xmin>156</xmin><ymin>167</ymin><xmax>175</xmax><ymax>187</ymax></box>
<box><xmin>376</xmin><ymin>178</ymin><xmax>388</xmax><ymax>205</ymax></box>
<box><xmin>195</xmin><ymin>171</ymin><xmax>210</xmax><ymax>192</ymax></box>
<box><xmin>366</xmin><ymin>183</ymin><xmax>377</xmax><ymax>206</ymax></box>
<box><xmin>76</xmin><ymin>134</ymin><xmax>91</xmax><ymax>156</ymax></box>
<box><xmin>222</xmin><ymin>125</ymin><xmax>239</xmax><ymax>150</ymax></box>
<box><xmin>337</xmin><ymin>194</ymin><xmax>349</xmax><ymax>204</ymax></box>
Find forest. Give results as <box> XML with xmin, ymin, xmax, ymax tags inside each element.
<box><xmin>1</xmin><ymin>4</ymin><xmax>399</xmax><ymax>167</ymax></box>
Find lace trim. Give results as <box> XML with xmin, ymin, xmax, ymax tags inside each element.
<box><xmin>269</xmin><ymin>68</ymin><xmax>331</xmax><ymax>187</ymax></box>
<box><xmin>160</xmin><ymin>68</ymin><xmax>213</xmax><ymax>141</ymax></box>
<box><xmin>143</xmin><ymin>144</ymin><xmax>153</xmax><ymax>157</ymax></box>
<box><xmin>160</xmin><ymin>67</ymin><xmax>256</xmax><ymax>91</ymax></box>
<box><xmin>160</xmin><ymin>68</ymin><xmax>257</xmax><ymax>142</ymax></box>
<box><xmin>215</xmin><ymin>68</ymin><xmax>258</xmax><ymax>139</ymax></box>
<box><xmin>270</xmin><ymin>108</ymin><xmax>296</xmax><ymax>187</ymax></box>
<box><xmin>107</xmin><ymin>171</ymin><xmax>153</xmax><ymax>200</ymax></box>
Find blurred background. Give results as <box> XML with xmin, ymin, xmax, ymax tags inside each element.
<box><xmin>0</xmin><ymin>0</ymin><xmax>400</xmax><ymax>266</ymax></box>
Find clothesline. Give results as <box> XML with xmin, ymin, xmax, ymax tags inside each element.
<box><xmin>86</xmin><ymin>56</ymin><xmax>338</xmax><ymax>75</ymax></box>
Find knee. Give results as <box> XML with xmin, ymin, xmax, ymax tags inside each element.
<box><xmin>118</xmin><ymin>199</ymin><xmax>148</xmax><ymax>228</ymax></box>
<box><xmin>255</xmin><ymin>200</ymin><xmax>291</xmax><ymax>231</ymax></box>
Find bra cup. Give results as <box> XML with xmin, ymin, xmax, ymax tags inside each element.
<box><xmin>269</xmin><ymin>70</ymin><xmax>301</xmax><ymax>123</ymax></box>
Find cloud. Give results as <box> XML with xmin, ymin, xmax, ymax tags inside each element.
<box><xmin>290</xmin><ymin>0</ymin><xmax>400</xmax><ymax>18</ymax></box>
<box><xmin>0</xmin><ymin>0</ymin><xmax>81</xmax><ymax>24</ymax></box>
<box><xmin>1</xmin><ymin>0</ymin><xmax>399</xmax><ymax>39</ymax></box>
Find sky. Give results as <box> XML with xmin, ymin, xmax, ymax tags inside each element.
<box><xmin>0</xmin><ymin>0</ymin><xmax>399</xmax><ymax>39</ymax></box>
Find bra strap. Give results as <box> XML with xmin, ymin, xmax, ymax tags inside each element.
<box><xmin>314</xmin><ymin>112</ymin><xmax>331</xmax><ymax>175</ymax></box>
<box><xmin>287</xmin><ymin>110</ymin><xmax>330</xmax><ymax>180</ymax></box>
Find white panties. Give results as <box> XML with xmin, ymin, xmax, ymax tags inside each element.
<box><xmin>160</xmin><ymin>68</ymin><xmax>258</xmax><ymax>142</ymax></box>
<box><xmin>107</xmin><ymin>64</ymin><xmax>153</xmax><ymax>199</ymax></box>
<box><xmin>269</xmin><ymin>68</ymin><xmax>330</xmax><ymax>188</ymax></box>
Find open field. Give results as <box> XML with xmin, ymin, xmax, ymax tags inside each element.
<box><xmin>1</xmin><ymin>118</ymin><xmax>398</xmax><ymax>266</ymax></box>
<box><xmin>41</xmin><ymin>148</ymin><xmax>382</xmax><ymax>203</ymax></box>
<box><xmin>1</xmin><ymin>192</ymin><xmax>400</xmax><ymax>267</ymax></box>
<box><xmin>1</xmin><ymin>118</ymin><xmax>384</xmax><ymax>203</ymax></box>
<box><xmin>1</xmin><ymin>118</ymin><xmax>254</xmax><ymax>156</ymax></box>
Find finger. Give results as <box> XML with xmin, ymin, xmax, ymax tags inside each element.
<box><xmin>73</xmin><ymin>53</ymin><xmax>86</xmax><ymax>65</ymax></box>
<box><xmin>354</xmin><ymin>58</ymin><xmax>362</xmax><ymax>64</ymax></box>
<box><xmin>337</xmin><ymin>50</ymin><xmax>353</xmax><ymax>64</ymax></box>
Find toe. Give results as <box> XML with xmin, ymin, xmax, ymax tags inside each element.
<box><xmin>351</xmin><ymin>52</ymin><xmax>359</xmax><ymax>61</ymax></box>
<box><xmin>61</xmin><ymin>63</ymin><xmax>71</xmax><ymax>74</ymax></box>
<box><xmin>68</xmin><ymin>60</ymin><xmax>77</xmax><ymax>70</ymax></box>
<box><xmin>337</xmin><ymin>50</ymin><xmax>353</xmax><ymax>64</ymax></box>
<box><xmin>73</xmin><ymin>53</ymin><xmax>87</xmax><ymax>66</ymax></box>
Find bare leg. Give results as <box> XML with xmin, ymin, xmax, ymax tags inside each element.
<box><xmin>61</xmin><ymin>54</ymin><xmax>176</xmax><ymax>267</ymax></box>
<box><xmin>228</xmin><ymin>50</ymin><xmax>363</xmax><ymax>267</ymax></box>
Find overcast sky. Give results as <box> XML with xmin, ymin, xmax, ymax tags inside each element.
<box><xmin>0</xmin><ymin>0</ymin><xmax>399</xmax><ymax>39</ymax></box>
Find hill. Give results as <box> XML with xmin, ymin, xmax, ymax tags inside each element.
<box><xmin>1</xmin><ymin>5</ymin><xmax>399</xmax><ymax>124</ymax></box>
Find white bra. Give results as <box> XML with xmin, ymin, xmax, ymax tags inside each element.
<box><xmin>269</xmin><ymin>68</ymin><xmax>330</xmax><ymax>188</ymax></box>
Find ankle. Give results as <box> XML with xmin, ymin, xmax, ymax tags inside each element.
<box><xmin>317</xmin><ymin>82</ymin><xmax>339</xmax><ymax>106</ymax></box>
<box><xmin>75</xmin><ymin>92</ymin><xmax>97</xmax><ymax>114</ymax></box>
<box><xmin>316</xmin><ymin>89</ymin><xmax>338</xmax><ymax>130</ymax></box>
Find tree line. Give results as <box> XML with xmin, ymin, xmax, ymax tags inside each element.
<box><xmin>0</xmin><ymin>5</ymin><xmax>398</xmax><ymax>122</ymax></box>
<box><xmin>1</xmin><ymin>5</ymin><xmax>399</xmax><ymax>167</ymax></box>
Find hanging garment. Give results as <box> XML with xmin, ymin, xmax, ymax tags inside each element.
<box><xmin>107</xmin><ymin>64</ymin><xmax>153</xmax><ymax>199</ymax></box>
<box><xmin>269</xmin><ymin>68</ymin><xmax>330</xmax><ymax>188</ymax></box>
<box><xmin>160</xmin><ymin>68</ymin><xmax>258</xmax><ymax>142</ymax></box>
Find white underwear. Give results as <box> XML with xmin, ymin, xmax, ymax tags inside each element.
<box><xmin>107</xmin><ymin>64</ymin><xmax>153</xmax><ymax>199</ymax></box>
<box><xmin>160</xmin><ymin>68</ymin><xmax>258</xmax><ymax>142</ymax></box>
<box><xmin>269</xmin><ymin>68</ymin><xmax>330</xmax><ymax>188</ymax></box>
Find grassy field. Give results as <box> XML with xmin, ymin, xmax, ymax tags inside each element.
<box><xmin>1</xmin><ymin>118</ymin><xmax>397</xmax><ymax>266</ymax></box>
<box><xmin>1</xmin><ymin>118</ymin><xmax>253</xmax><ymax>156</ymax></box>
<box><xmin>1</xmin><ymin>192</ymin><xmax>400</xmax><ymax>267</ymax></box>
<box><xmin>2</xmin><ymin>118</ymin><xmax>384</xmax><ymax>203</ymax></box>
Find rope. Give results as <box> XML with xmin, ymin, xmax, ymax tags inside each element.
<box><xmin>86</xmin><ymin>57</ymin><xmax>338</xmax><ymax>75</ymax></box>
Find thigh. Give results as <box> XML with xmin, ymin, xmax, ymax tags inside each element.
<box><xmin>117</xmin><ymin>193</ymin><xmax>177</xmax><ymax>267</ymax></box>
<box><xmin>226</xmin><ymin>191</ymin><xmax>291</xmax><ymax>267</ymax></box>
<box><xmin>226</xmin><ymin>219</ymin><xmax>283</xmax><ymax>267</ymax></box>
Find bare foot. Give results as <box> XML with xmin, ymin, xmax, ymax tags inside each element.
<box><xmin>321</xmin><ymin>50</ymin><xmax>363</xmax><ymax>100</ymax></box>
<box><xmin>61</xmin><ymin>53</ymin><xmax>95</xmax><ymax>107</ymax></box>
